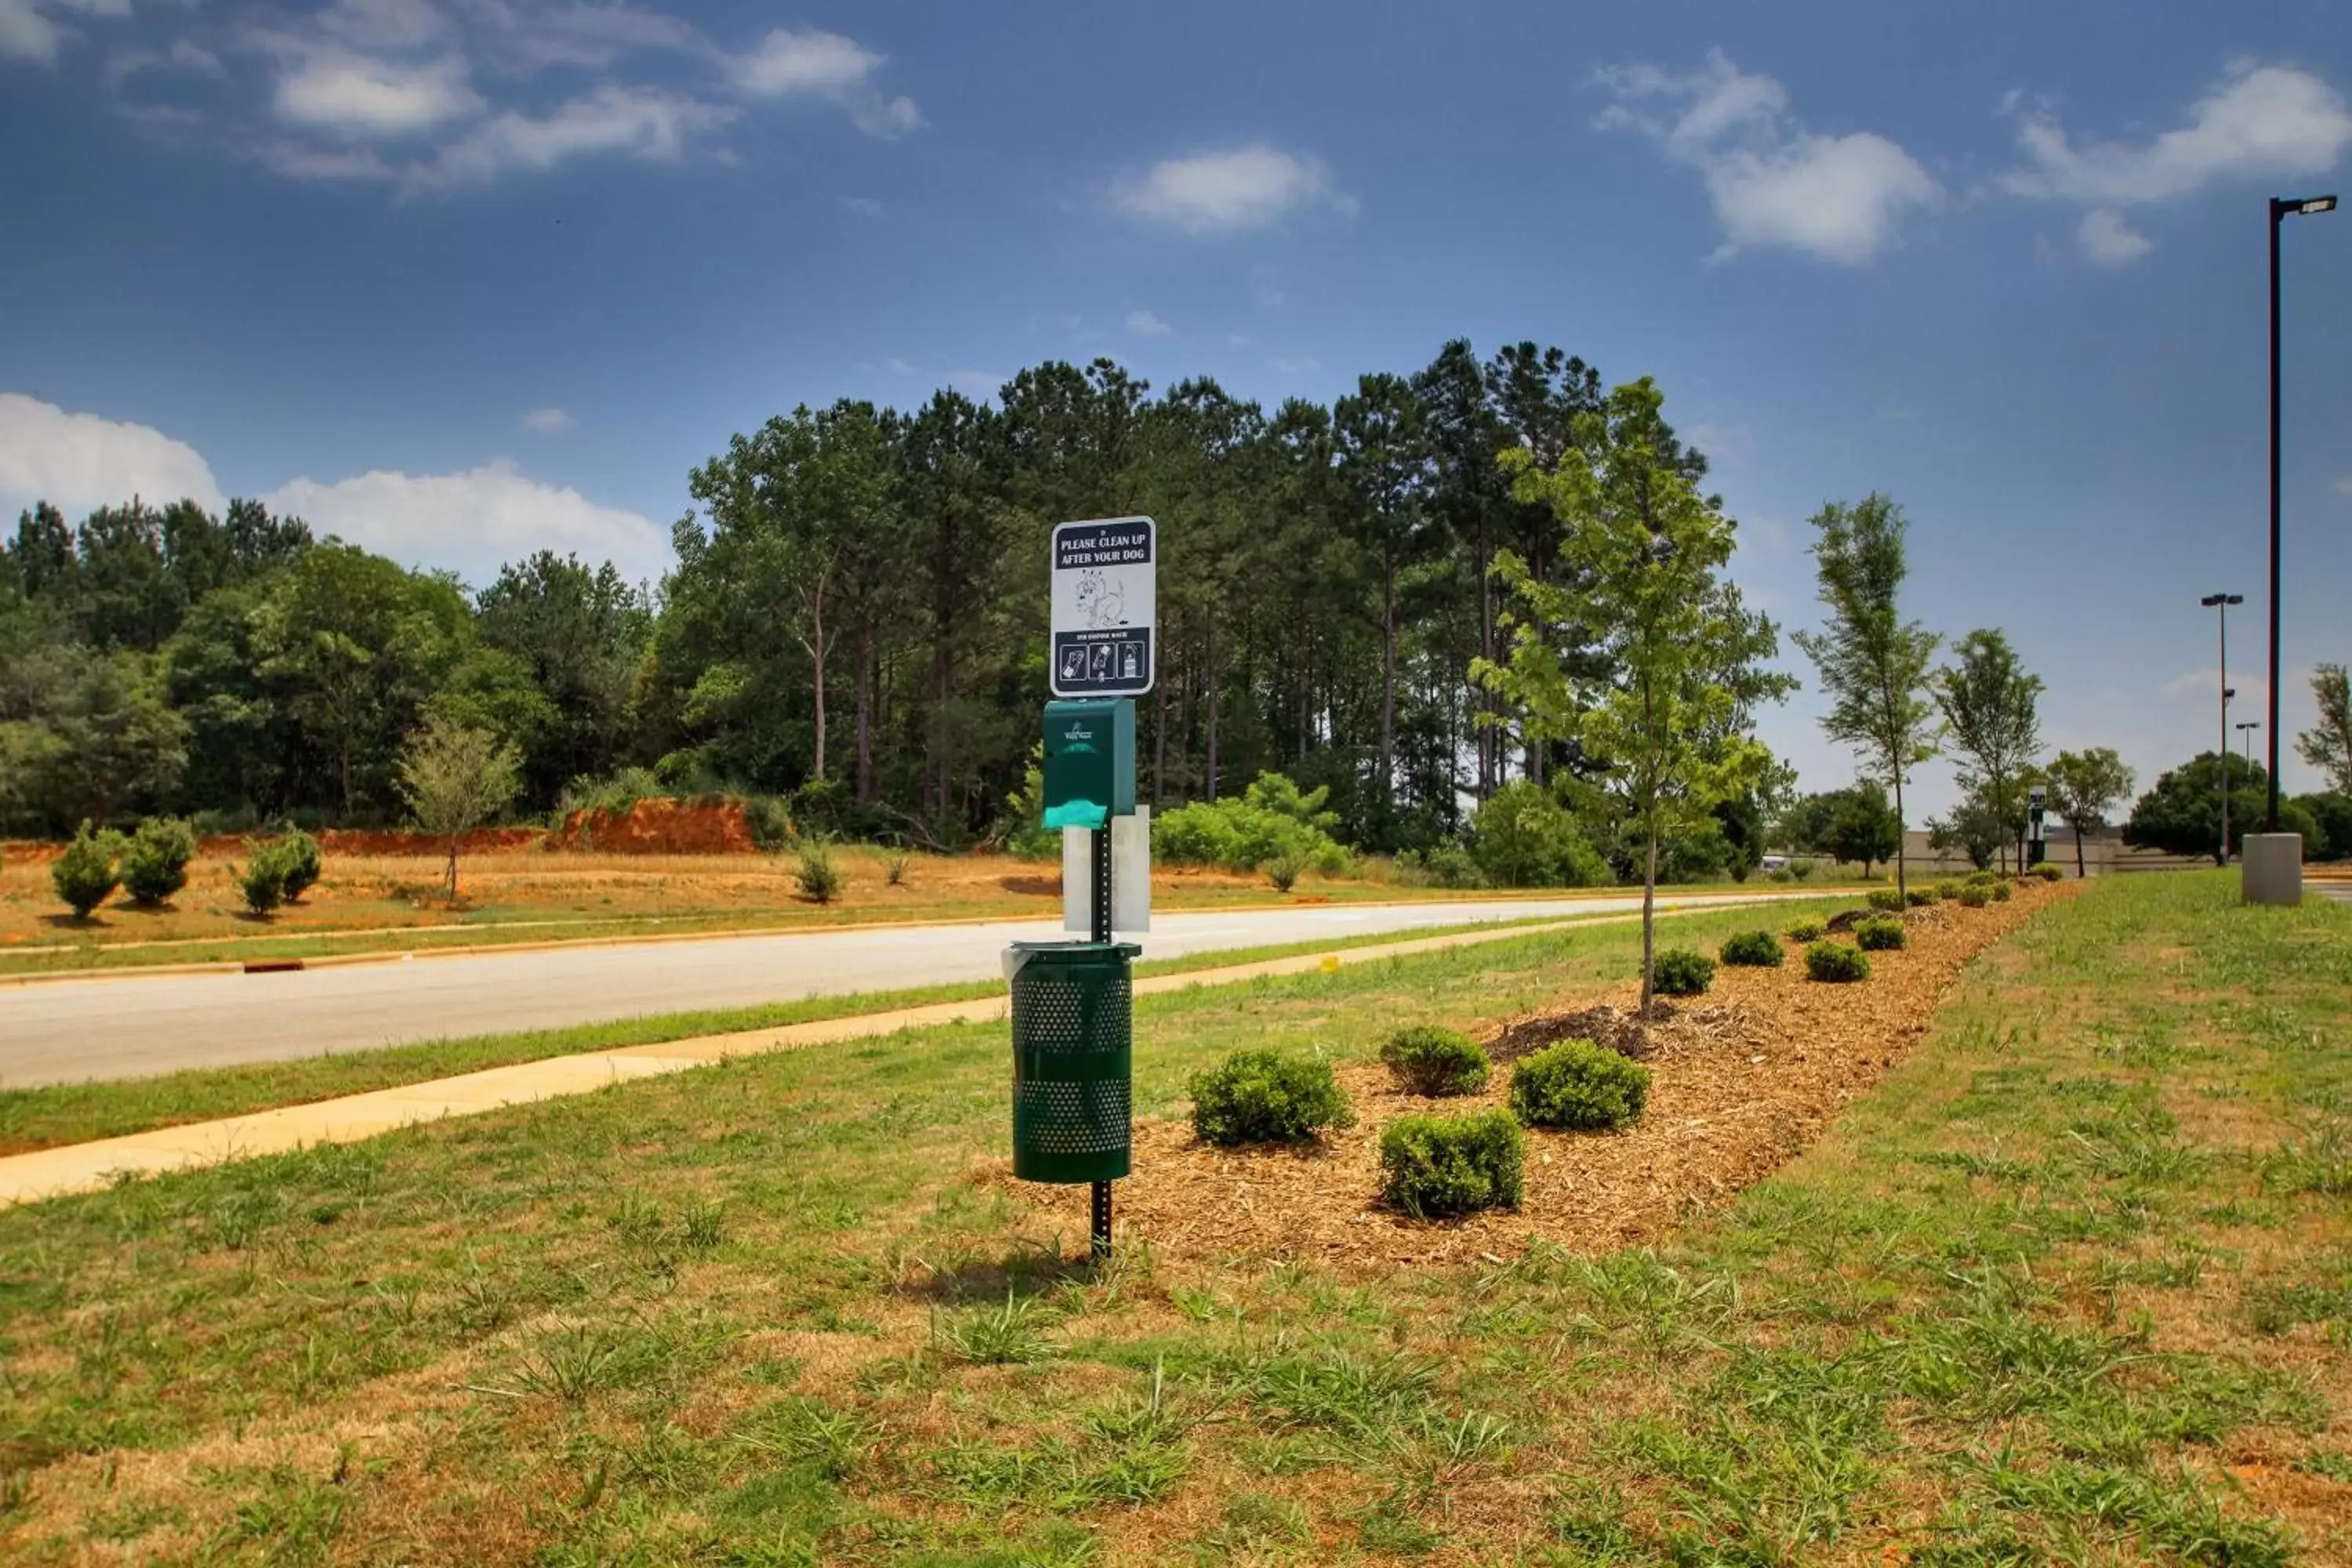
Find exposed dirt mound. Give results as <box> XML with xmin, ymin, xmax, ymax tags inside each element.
<box><xmin>310</xmin><ymin>826</ymin><xmax>546</xmax><ymax>857</ymax></box>
<box><xmin>984</xmin><ymin>880</ymin><xmax>2075</xmax><ymax>1269</ymax></box>
<box><xmin>548</xmin><ymin>798</ymin><xmax>758</xmax><ymax>855</ymax></box>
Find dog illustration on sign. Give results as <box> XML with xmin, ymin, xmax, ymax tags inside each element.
<box><xmin>1074</xmin><ymin>569</ymin><xmax>1127</xmax><ymax>629</ymax></box>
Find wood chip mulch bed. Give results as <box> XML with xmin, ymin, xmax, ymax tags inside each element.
<box><xmin>980</xmin><ymin>881</ymin><xmax>2076</xmax><ymax>1270</ymax></box>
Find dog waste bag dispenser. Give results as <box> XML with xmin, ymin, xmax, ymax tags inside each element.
<box><xmin>1040</xmin><ymin>699</ymin><xmax>1134</xmax><ymax>834</ymax></box>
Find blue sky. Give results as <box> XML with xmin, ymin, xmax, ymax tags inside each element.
<box><xmin>3</xmin><ymin>0</ymin><xmax>2350</xmax><ymax>812</ymax></box>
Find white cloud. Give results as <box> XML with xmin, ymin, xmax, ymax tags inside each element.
<box><xmin>2161</xmin><ymin>666</ymin><xmax>2270</xmax><ymax>715</ymax></box>
<box><xmin>476</xmin><ymin>2</ymin><xmax>702</xmax><ymax>71</ymax></box>
<box><xmin>725</xmin><ymin>27</ymin><xmax>922</xmax><ymax>139</ymax></box>
<box><xmin>317</xmin><ymin>0</ymin><xmax>447</xmax><ymax>52</ymax></box>
<box><xmin>2077</xmin><ymin>207</ymin><xmax>2152</xmax><ymax>266</ymax></box>
<box><xmin>109</xmin><ymin>38</ymin><xmax>226</xmax><ymax>85</ymax></box>
<box><xmin>1114</xmin><ymin>144</ymin><xmax>1353</xmax><ymax>234</ymax></box>
<box><xmin>2004</xmin><ymin>63</ymin><xmax>2352</xmax><ymax>208</ymax></box>
<box><xmin>1272</xmin><ymin>354</ymin><xmax>1319</xmax><ymax>376</ymax></box>
<box><xmin>2335</xmin><ymin>474</ymin><xmax>2352</xmax><ymax>498</ymax></box>
<box><xmin>416</xmin><ymin>85</ymin><xmax>732</xmax><ymax>187</ymax></box>
<box><xmin>0</xmin><ymin>393</ymin><xmax>225</xmax><ymax>516</ymax></box>
<box><xmin>0</xmin><ymin>0</ymin><xmax>128</xmax><ymax>65</ymax></box>
<box><xmin>1124</xmin><ymin>309</ymin><xmax>1172</xmax><ymax>338</ymax></box>
<box><xmin>274</xmin><ymin>49</ymin><xmax>481</xmax><ymax>138</ymax></box>
<box><xmin>842</xmin><ymin>195</ymin><xmax>884</xmax><ymax>217</ymax></box>
<box><xmin>263</xmin><ymin>459</ymin><xmax>669</xmax><ymax>583</ymax></box>
<box><xmin>520</xmin><ymin>407</ymin><xmax>573</xmax><ymax>434</ymax></box>
<box><xmin>1597</xmin><ymin>50</ymin><xmax>1940</xmax><ymax>264</ymax></box>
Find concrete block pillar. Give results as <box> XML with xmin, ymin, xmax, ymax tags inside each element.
<box><xmin>2241</xmin><ymin>833</ymin><xmax>2304</xmax><ymax>907</ymax></box>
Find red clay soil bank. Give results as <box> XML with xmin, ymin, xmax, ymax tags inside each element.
<box><xmin>547</xmin><ymin>798</ymin><xmax>759</xmax><ymax>855</ymax></box>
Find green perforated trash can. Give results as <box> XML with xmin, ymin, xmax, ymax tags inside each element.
<box><xmin>1007</xmin><ymin>940</ymin><xmax>1139</xmax><ymax>1183</ymax></box>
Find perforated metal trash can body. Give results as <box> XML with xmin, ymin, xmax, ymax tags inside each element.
<box><xmin>1008</xmin><ymin>940</ymin><xmax>1138</xmax><ymax>1183</ymax></box>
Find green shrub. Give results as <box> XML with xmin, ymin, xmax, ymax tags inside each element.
<box><xmin>1380</xmin><ymin>1110</ymin><xmax>1525</xmax><ymax>1218</ymax></box>
<box><xmin>1152</xmin><ymin>773</ymin><xmax>1348</xmax><ymax>877</ymax></box>
<box><xmin>1806</xmin><ymin>942</ymin><xmax>1871</xmax><ymax>983</ymax></box>
<box><xmin>2032</xmin><ymin>862</ymin><xmax>2063</xmax><ymax>881</ymax></box>
<box><xmin>1931</xmin><ymin>880</ymin><xmax>1963</xmax><ymax>902</ymax></box>
<box><xmin>1267</xmin><ymin>851</ymin><xmax>1305</xmax><ymax>893</ymax></box>
<box><xmin>1468</xmin><ymin>779</ymin><xmax>1611</xmax><ymax>888</ymax></box>
<box><xmin>1394</xmin><ymin>844</ymin><xmax>1486</xmax><ymax>889</ymax></box>
<box><xmin>50</xmin><ymin>822</ymin><xmax>125</xmax><ymax>918</ymax></box>
<box><xmin>1866</xmin><ymin>888</ymin><xmax>1904</xmax><ymax>913</ymax></box>
<box><xmin>1719</xmin><ymin>930</ymin><xmax>1784</xmax><ymax>967</ymax></box>
<box><xmin>237</xmin><ymin>840</ymin><xmax>292</xmax><ymax>916</ymax></box>
<box><xmin>1508</xmin><ymin>1040</ymin><xmax>1650</xmax><ymax>1131</ymax></box>
<box><xmin>1380</xmin><ymin>1026</ymin><xmax>1491</xmax><ymax>1097</ymax></box>
<box><xmin>882</xmin><ymin>850</ymin><xmax>911</xmax><ymax>886</ymax></box>
<box><xmin>120</xmin><ymin>816</ymin><xmax>198</xmax><ymax>907</ymax></box>
<box><xmin>793</xmin><ymin>841</ymin><xmax>843</xmax><ymax>903</ymax></box>
<box><xmin>1652</xmin><ymin>947</ymin><xmax>1715</xmax><ymax>997</ymax></box>
<box><xmin>1785</xmin><ymin>919</ymin><xmax>1826</xmax><ymax>943</ymax></box>
<box><xmin>1988</xmin><ymin>879</ymin><xmax>2013</xmax><ymax>902</ymax></box>
<box><xmin>274</xmin><ymin>828</ymin><xmax>323</xmax><ymax>902</ymax></box>
<box><xmin>1904</xmin><ymin>887</ymin><xmax>1933</xmax><ymax>906</ymax></box>
<box><xmin>1788</xmin><ymin>858</ymin><xmax>1817</xmax><ymax>881</ymax></box>
<box><xmin>1957</xmin><ymin>884</ymin><xmax>1991</xmax><ymax>908</ymax></box>
<box><xmin>745</xmin><ymin>795</ymin><xmax>793</xmax><ymax>852</ymax></box>
<box><xmin>1189</xmin><ymin>1051</ymin><xmax>1356</xmax><ymax>1145</ymax></box>
<box><xmin>1854</xmin><ymin>917</ymin><xmax>1907</xmax><ymax>951</ymax></box>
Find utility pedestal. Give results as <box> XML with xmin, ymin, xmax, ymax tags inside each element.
<box><xmin>2242</xmin><ymin>833</ymin><xmax>2304</xmax><ymax>907</ymax></box>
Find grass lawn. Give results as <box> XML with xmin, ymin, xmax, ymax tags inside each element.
<box><xmin>0</xmin><ymin>876</ymin><xmax>2343</xmax><ymax>1564</ymax></box>
<box><xmin>0</xmin><ymin>907</ymin><xmax>1709</xmax><ymax>1157</ymax></box>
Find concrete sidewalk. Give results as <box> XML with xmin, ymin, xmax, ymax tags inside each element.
<box><xmin>0</xmin><ymin>907</ymin><xmax>1688</xmax><ymax>1208</ymax></box>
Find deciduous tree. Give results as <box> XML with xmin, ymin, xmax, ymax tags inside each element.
<box><xmin>1933</xmin><ymin>630</ymin><xmax>2044</xmax><ymax>872</ymax></box>
<box><xmin>2043</xmin><ymin>746</ymin><xmax>2135</xmax><ymax>877</ymax></box>
<box><xmin>2298</xmin><ymin>663</ymin><xmax>2352</xmax><ymax>796</ymax></box>
<box><xmin>395</xmin><ymin>715</ymin><xmax>522</xmax><ymax>898</ymax></box>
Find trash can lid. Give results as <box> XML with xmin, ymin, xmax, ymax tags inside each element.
<box><xmin>1007</xmin><ymin>939</ymin><xmax>1142</xmax><ymax>960</ymax></box>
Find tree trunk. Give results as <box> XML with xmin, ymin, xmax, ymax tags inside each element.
<box><xmin>854</xmin><ymin>622</ymin><xmax>875</xmax><ymax>804</ymax></box>
<box><xmin>1379</xmin><ymin>559</ymin><xmax>1397</xmax><ymax>805</ymax></box>
<box><xmin>2075</xmin><ymin>822</ymin><xmax>2087</xmax><ymax>879</ymax></box>
<box><xmin>1475</xmin><ymin>511</ymin><xmax>1495</xmax><ymax>800</ymax></box>
<box><xmin>929</xmin><ymin>635</ymin><xmax>950</xmax><ymax>819</ymax></box>
<box><xmin>1640</xmin><ymin>830</ymin><xmax>1658</xmax><ymax>1020</ymax></box>
<box><xmin>445</xmin><ymin>833</ymin><xmax>459</xmax><ymax>899</ymax></box>
<box><xmin>1204</xmin><ymin>619</ymin><xmax>1220</xmax><ymax>800</ymax></box>
<box><xmin>1893</xmin><ymin>770</ymin><xmax>1908</xmax><ymax>903</ymax></box>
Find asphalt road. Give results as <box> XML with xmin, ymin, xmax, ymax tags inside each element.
<box><xmin>0</xmin><ymin>892</ymin><xmax>1808</xmax><ymax>1087</ymax></box>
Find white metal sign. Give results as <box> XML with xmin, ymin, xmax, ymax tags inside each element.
<box><xmin>1049</xmin><ymin>516</ymin><xmax>1156</xmax><ymax>699</ymax></box>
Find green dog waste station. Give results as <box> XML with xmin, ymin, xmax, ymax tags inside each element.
<box><xmin>1018</xmin><ymin>517</ymin><xmax>1157</xmax><ymax>1262</ymax></box>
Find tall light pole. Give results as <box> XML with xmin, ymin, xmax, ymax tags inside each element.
<box><xmin>2203</xmin><ymin>593</ymin><xmax>2242</xmax><ymax>865</ymax></box>
<box><xmin>2267</xmin><ymin>194</ymin><xmax>2336</xmax><ymax>833</ymax></box>
<box><xmin>2238</xmin><ymin>720</ymin><xmax>2262</xmax><ymax>782</ymax></box>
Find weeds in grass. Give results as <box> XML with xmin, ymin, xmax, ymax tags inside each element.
<box><xmin>2263</xmin><ymin>1120</ymin><xmax>2352</xmax><ymax>1196</ymax></box>
<box><xmin>932</xmin><ymin>1290</ymin><xmax>1058</xmax><ymax>1364</ymax></box>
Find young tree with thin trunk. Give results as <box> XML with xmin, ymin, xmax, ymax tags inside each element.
<box><xmin>1475</xmin><ymin>379</ymin><xmax>1791</xmax><ymax>1018</ymax></box>
<box><xmin>1791</xmin><ymin>495</ymin><xmax>1940</xmax><ymax>902</ymax></box>
<box><xmin>1933</xmin><ymin>630</ymin><xmax>2045</xmax><ymax>872</ymax></box>
<box><xmin>2299</xmin><ymin>662</ymin><xmax>2352</xmax><ymax>795</ymax></box>
<box><xmin>2044</xmin><ymin>746</ymin><xmax>2135</xmax><ymax>877</ymax></box>
<box><xmin>397</xmin><ymin>714</ymin><xmax>521</xmax><ymax>898</ymax></box>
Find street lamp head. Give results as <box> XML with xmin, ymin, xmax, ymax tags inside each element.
<box><xmin>2200</xmin><ymin>592</ymin><xmax>2245</xmax><ymax>606</ymax></box>
<box><xmin>2275</xmin><ymin>194</ymin><xmax>2339</xmax><ymax>217</ymax></box>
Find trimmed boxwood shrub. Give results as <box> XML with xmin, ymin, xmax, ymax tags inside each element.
<box><xmin>1905</xmin><ymin>888</ymin><xmax>1933</xmax><ymax>906</ymax></box>
<box><xmin>121</xmin><ymin>816</ymin><xmax>198</xmax><ymax>907</ymax></box>
<box><xmin>1956</xmin><ymin>884</ymin><xmax>1991</xmax><ymax>908</ymax></box>
<box><xmin>1866</xmin><ymin>888</ymin><xmax>1904</xmax><ymax>913</ymax></box>
<box><xmin>1931</xmin><ymin>880</ymin><xmax>1963</xmax><ymax>902</ymax></box>
<box><xmin>1189</xmin><ymin>1051</ymin><xmax>1356</xmax><ymax>1145</ymax></box>
<box><xmin>1380</xmin><ymin>1026</ymin><xmax>1491</xmax><ymax>1097</ymax></box>
<box><xmin>1652</xmin><ymin>947</ymin><xmax>1715</xmax><ymax>997</ymax></box>
<box><xmin>1785</xmin><ymin>919</ymin><xmax>1826</xmax><ymax>943</ymax></box>
<box><xmin>237</xmin><ymin>841</ymin><xmax>292</xmax><ymax>916</ymax></box>
<box><xmin>2032</xmin><ymin>862</ymin><xmax>2063</xmax><ymax>881</ymax></box>
<box><xmin>1379</xmin><ymin>1109</ymin><xmax>1526</xmax><ymax>1218</ymax></box>
<box><xmin>50</xmin><ymin>822</ymin><xmax>124</xmax><ymax>919</ymax></box>
<box><xmin>1719</xmin><ymin>930</ymin><xmax>1784</xmax><ymax>967</ymax></box>
<box><xmin>1988</xmin><ymin>880</ymin><xmax>2013</xmax><ymax>902</ymax></box>
<box><xmin>1854</xmin><ymin>917</ymin><xmax>1907</xmax><ymax>951</ymax></box>
<box><xmin>1806</xmin><ymin>941</ymin><xmax>1871</xmax><ymax>983</ymax></box>
<box><xmin>1509</xmin><ymin>1040</ymin><xmax>1650</xmax><ymax>1131</ymax></box>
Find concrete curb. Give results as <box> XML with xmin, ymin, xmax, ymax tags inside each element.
<box><xmin>0</xmin><ymin>903</ymin><xmax>1725</xmax><ymax>1207</ymax></box>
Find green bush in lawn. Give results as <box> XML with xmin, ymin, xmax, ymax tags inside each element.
<box><xmin>1785</xmin><ymin>919</ymin><xmax>1826</xmax><ymax>943</ymax></box>
<box><xmin>237</xmin><ymin>840</ymin><xmax>294</xmax><ymax>916</ymax></box>
<box><xmin>1988</xmin><ymin>880</ymin><xmax>2013</xmax><ymax>902</ymax></box>
<box><xmin>1719</xmin><ymin>930</ymin><xmax>1784</xmax><ymax>967</ymax></box>
<box><xmin>274</xmin><ymin>827</ymin><xmax>323</xmax><ymax>902</ymax></box>
<box><xmin>1508</xmin><ymin>1040</ymin><xmax>1650</xmax><ymax>1131</ymax></box>
<box><xmin>50</xmin><ymin>822</ymin><xmax>125</xmax><ymax>918</ymax></box>
<box><xmin>1806</xmin><ymin>941</ymin><xmax>1871</xmax><ymax>983</ymax></box>
<box><xmin>1380</xmin><ymin>1110</ymin><xmax>1525</xmax><ymax>1218</ymax></box>
<box><xmin>1652</xmin><ymin>947</ymin><xmax>1715</xmax><ymax>997</ymax></box>
<box><xmin>1854</xmin><ymin>917</ymin><xmax>1907</xmax><ymax>951</ymax></box>
<box><xmin>1957</xmin><ymin>884</ymin><xmax>1991</xmax><ymax>908</ymax></box>
<box><xmin>2032</xmin><ymin>862</ymin><xmax>2063</xmax><ymax>881</ymax></box>
<box><xmin>1380</xmin><ymin>1026</ymin><xmax>1491</xmax><ymax>1097</ymax></box>
<box><xmin>1866</xmin><ymin>888</ymin><xmax>1904</xmax><ymax>913</ymax></box>
<box><xmin>1189</xmin><ymin>1051</ymin><xmax>1356</xmax><ymax>1145</ymax></box>
<box><xmin>793</xmin><ymin>840</ymin><xmax>843</xmax><ymax>903</ymax></box>
<box><xmin>120</xmin><ymin>816</ymin><xmax>198</xmax><ymax>907</ymax></box>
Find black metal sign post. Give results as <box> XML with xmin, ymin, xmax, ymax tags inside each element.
<box><xmin>1090</xmin><ymin>822</ymin><xmax>1113</xmax><ymax>1262</ymax></box>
